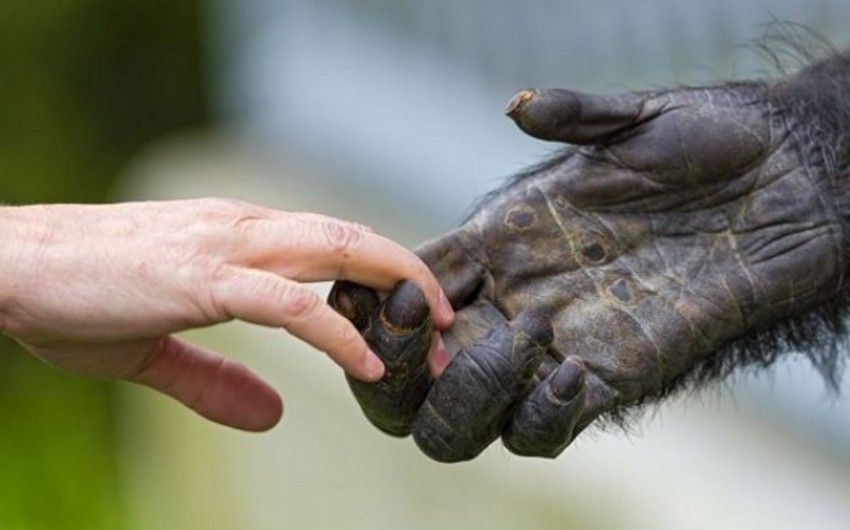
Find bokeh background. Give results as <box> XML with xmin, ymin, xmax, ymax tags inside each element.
<box><xmin>1</xmin><ymin>1</ymin><xmax>849</xmax><ymax>529</ymax></box>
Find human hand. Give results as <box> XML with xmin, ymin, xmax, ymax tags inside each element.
<box><xmin>0</xmin><ymin>199</ymin><xmax>453</xmax><ymax>431</ymax></box>
<box><xmin>331</xmin><ymin>75</ymin><xmax>845</xmax><ymax>460</ymax></box>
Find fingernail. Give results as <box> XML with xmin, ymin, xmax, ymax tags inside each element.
<box><xmin>363</xmin><ymin>350</ymin><xmax>385</xmax><ymax>381</ymax></box>
<box><xmin>383</xmin><ymin>281</ymin><xmax>428</xmax><ymax>329</ymax></box>
<box><xmin>505</xmin><ymin>89</ymin><xmax>535</xmax><ymax>117</ymax></box>
<box><xmin>439</xmin><ymin>291</ymin><xmax>455</xmax><ymax>322</ymax></box>
<box><xmin>549</xmin><ymin>358</ymin><xmax>584</xmax><ymax>401</ymax></box>
<box><xmin>427</xmin><ymin>333</ymin><xmax>451</xmax><ymax>377</ymax></box>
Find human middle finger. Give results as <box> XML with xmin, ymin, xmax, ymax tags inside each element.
<box><xmin>245</xmin><ymin>214</ymin><xmax>454</xmax><ymax>329</ymax></box>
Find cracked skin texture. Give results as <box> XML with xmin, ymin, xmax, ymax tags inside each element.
<box><xmin>330</xmin><ymin>52</ymin><xmax>850</xmax><ymax>462</ymax></box>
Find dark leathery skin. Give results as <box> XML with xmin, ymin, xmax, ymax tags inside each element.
<box><xmin>332</xmin><ymin>280</ymin><xmax>433</xmax><ymax>437</ymax></box>
<box><xmin>502</xmin><ymin>357</ymin><xmax>586</xmax><ymax>457</ymax></box>
<box><xmin>412</xmin><ymin>311</ymin><xmax>552</xmax><ymax>462</ymax></box>
<box><xmin>330</xmin><ymin>56</ymin><xmax>850</xmax><ymax>461</ymax></box>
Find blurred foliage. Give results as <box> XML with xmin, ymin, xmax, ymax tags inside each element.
<box><xmin>0</xmin><ymin>0</ymin><xmax>206</xmax><ymax>204</ymax></box>
<box><xmin>0</xmin><ymin>1</ymin><xmax>207</xmax><ymax>528</ymax></box>
<box><xmin>0</xmin><ymin>352</ymin><xmax>125</xmax><ymax>530</ymax></box>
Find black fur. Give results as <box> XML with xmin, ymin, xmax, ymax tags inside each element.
<box><xmin>603</xmin><ymin>31</ymin><xmax>850</xmax><ymax>427</ymax></box>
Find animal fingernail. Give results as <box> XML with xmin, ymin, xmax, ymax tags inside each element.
<box><xmin>382</xmin><ymin>281</ymin><xmax>428</xmax><ymax>329</ymax></box>
<box><xmin>505</xmin><ymin>89</ymin><xmax>535</xmax><ymax>117</ymax></box>
<box><xmin>363</xmin><ymin>350</ymin><xmax>385</xmax><ymax>381</ymax></box>
<box><xmin>549</xmin><ymin>358</ymin><xmax>585</xmax><ymax>401</ymax></box>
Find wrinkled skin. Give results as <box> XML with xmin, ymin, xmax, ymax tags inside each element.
<box><xmin>331</xmin><ymin>53</ymin><xmax>850</xmax><ymax>462</ymax></box>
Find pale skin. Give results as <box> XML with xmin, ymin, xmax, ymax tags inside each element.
<box><xmin>0</xmin><ymin>198</ymin><xmax>454</xmax><ymax>432</ymax></box>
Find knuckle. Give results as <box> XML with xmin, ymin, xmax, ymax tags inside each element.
<box><xmin>321</xmin><ymin>220</ymin><xmax>362</xmax><ymax>254</ymax></box>
<box><xmin>209</xmin><ymin>260</ymin><xmax>235</xmax><ymax>283</ymax></box>
<box><xmin>277</xmin><ymin>284</ymin><xmax>321</xmax><ymax>319</ymax></box>
<box><xmin>351</xmin><ymin>222</ymin><xmax>374</xmax><ymax>233</ymax></box>
<box><xmin>126</xmin><ymin>336</ymin><xmax>177</xmax><ymax>383</ymax></box>
<box><xmin>194</xmin><ymin>198</ymin><xmax>260</xmax><ymax>229</ymax></box>
<box><xmin>187</xmin><ymin>261</ymin><xmax>235</xmax><ymax>324</ymax></box>
<box><xmin>179</xmin><ymin>201</ymin><xmax>260</xmax><ymax>271</ymax></box>
<box><xmin>198</xmin><ymin>197</ymin><xmax>249</xmax><ymax>214</ymax></box>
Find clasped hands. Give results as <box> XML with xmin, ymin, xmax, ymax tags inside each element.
<box><xmin>2</xmin><ymin>73</ymin><xmax>830</xmax><ymax>461</ymax></box>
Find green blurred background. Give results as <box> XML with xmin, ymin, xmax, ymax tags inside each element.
<box><xmin>1</xmin><ymin>2</ymin><xmax>849</xmax><ymax>529</ymax></box>
<box><xmin>0</xmin><ymin>1</ymin><xmax>205</xmax><ymax>528</ymax></box>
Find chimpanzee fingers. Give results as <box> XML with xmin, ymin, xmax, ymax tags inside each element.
<box><xmin>505</xmin><ymin>362</ymin><xmax>620</xmax><ymax>458</ymax></box>
<box><xmin>505</xmin><ymin>88</ymin><xmax>654</xmax><ymax>145</ymax></box>
<box><xmin>502</xmin><ymin>356</ymin><xmax>587</xmax><ymax>458</ymax></box>
<box><xmin>328</xmin><ymin>280</ymin><xmax>380</xmax><ymax>332</ymax></box>
<box><xmin>430</xmin><ymin>300</ymin><xmax>510</xmax><ymax>378</ymax></box>
<box><xmin>411</xmin><ymin>311</ymin><xmax>553</xmax><ymax>463</ymax></box>
<box><xmin>335</xmin><ymin>281</ymin><xmax>433</xmax><ymax>437</ymax></box>
<box><xmin>415</xmin><ymin>230</ymin><xmax>486</xmax><ymax>311</ymax></box>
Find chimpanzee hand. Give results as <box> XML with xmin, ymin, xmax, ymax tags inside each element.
<box><xmin>331</xmin><ymin>75</ymin><xmax>846</xmax><ymax>461</ymax></box>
